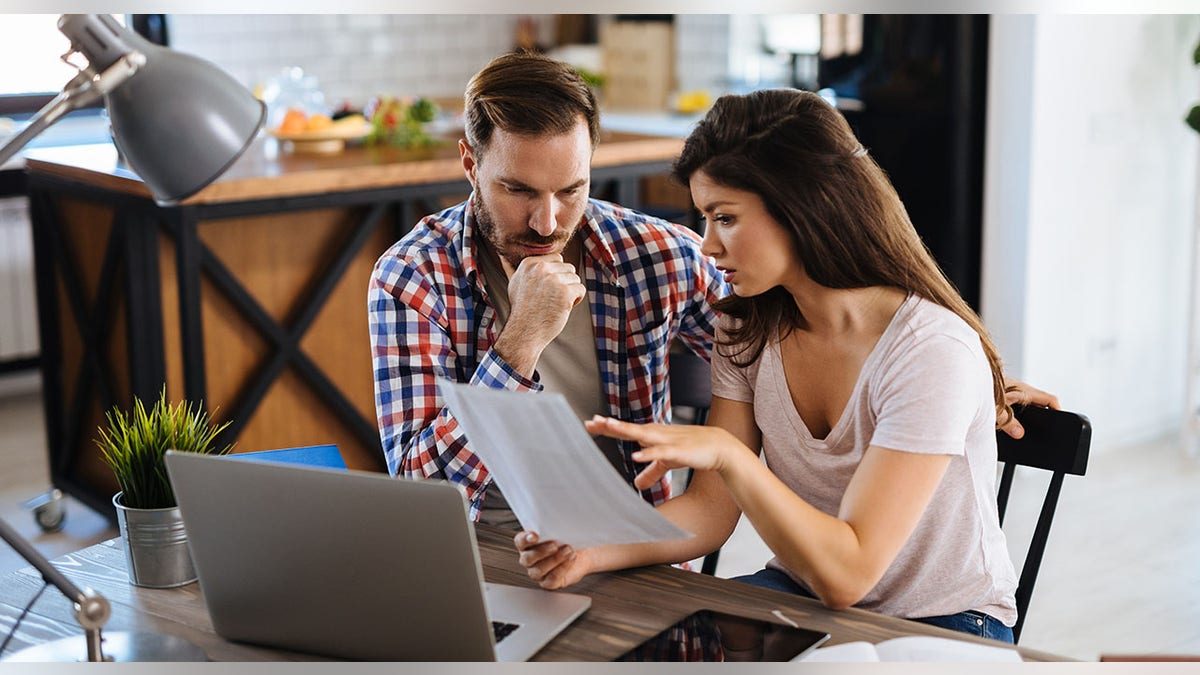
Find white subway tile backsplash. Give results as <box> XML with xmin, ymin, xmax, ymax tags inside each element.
<box><xmin>243</xmin><ymin>40</ymin><xmax>277</xmax><ymax>63</ymax></box>
<box><xmin>414</xmin><ymin>28</ymin><xmax>446</xmax><ymax>53</ymax></box>
<box><xmin>367</xmin><ymin>34</ymin><xmax>392</xmax><ymax>57</ymax></box>
<box><xmin>430</xmin><ymin>15</ymin><xmax>460</xmax><ymax>28</ymax></box>
<box><xmin>252</xmin><ymin>15</ymin><xmax>279</xmax><ymax>34</ymax></box>
<box><xmin>389</xmin><ymin>15</ymin><xmax>421</xmax><ymax>29</ymax></box>
<box><xmin>167</xmin><ymin>14</ymin><xmax>728</xmax><ymax>111</ymax></box>
<box><xmin>305</xmin><ymin>15</ymin><xmax>341</xmax><ymax>31</ymax></box>
<box><xmin>208</xmin><ymin>15</ymin><xmax>251</xmax><ymax>36</ymax></box>
<box><xmin>341</xmin><ymin>14</ymin><xmax>380</xmax><ymax>31</ymax></box>
<box><xmin>327</xmin><ymin>32</ymin><xmax>365</xmax><ymax>57</ymax></box>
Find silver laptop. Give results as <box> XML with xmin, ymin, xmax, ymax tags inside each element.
<box><xmin>164</xmin><ymin>451</ymin><xmax>591</xmax><ymax>661</ymax></box>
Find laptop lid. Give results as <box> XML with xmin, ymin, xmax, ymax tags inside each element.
<box><xmin>165</xmin><ymin>451</ymin><xmax>585</xmax><ymax>661</ymax></box>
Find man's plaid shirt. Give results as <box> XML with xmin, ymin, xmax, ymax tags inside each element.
<box><xmin>369</xmin><ymin>196</ymin><xmax>726</xmax><ymax>518</ymax></box>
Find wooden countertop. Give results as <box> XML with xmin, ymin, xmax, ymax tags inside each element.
<box><xmin>22</xmin><ymin>130</ymin><xmax>684</xmax><ymax>206</ymax></box>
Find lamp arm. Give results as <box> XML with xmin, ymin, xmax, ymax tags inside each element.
<box><xmin>0</xmin><ymin>516</ymin><xmax>112</xmax><ymax>661</ymax></box>
<box><xmin>0</xmin><ymin>90</ymin><xmax>78</xmax><ymax>168</ymax></box>
<box><xmin>0</xmin><ymin>51</ymin><xmax>145</xmax><ymax>168</ymax></box>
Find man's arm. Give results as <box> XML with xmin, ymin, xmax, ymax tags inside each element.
<box><xmin>491</xmin><ymin>252</ymin><xmax>586</xmax><ymax>378</ymax></box>
<box><xmin>368</xmin><ymin>257</ymin><xmax>541</xmax><ymax>508</ymax></box>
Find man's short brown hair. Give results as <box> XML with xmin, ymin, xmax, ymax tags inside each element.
<box><xmin>464</xmin><ymin>51</ymin><xmax>600</xmax><ymax>156</ymax></box>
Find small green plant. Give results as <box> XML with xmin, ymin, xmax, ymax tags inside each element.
<box><xmin>574</xmin><ymin>66</ymin><xmax>606</xmax><ymax>90</ymax></box>
<box><xmin>96</xmin><ymin>388</ymin><xmax>233</xmax><ymax>510</ymax></box>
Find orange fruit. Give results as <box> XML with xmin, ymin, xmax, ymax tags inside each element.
<box><xmin>278</xmin><ymin>108</ymin><xmax>308</xmax><ymax>134</ymax></box>
<box><xmin>305</xmin><ymin>114</ymin><xmax>333</xmax><ymax>132</ymax></box>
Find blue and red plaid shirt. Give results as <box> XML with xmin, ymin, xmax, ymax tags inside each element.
<box><xmin>369</xmin><ymin>196</ymin><xmax>726</xmax><ymax>518</ymax></box>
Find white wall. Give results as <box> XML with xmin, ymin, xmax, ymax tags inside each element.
<box><xmin>983</xmin><ymin>15</ymin><xmax>1200</xmax><ymax>451</ymax></box>
<box><xmin>0</xmin><ymin>197</ymin><xmax>37</xmax><ymax>362</ymax></box>
<box><xmin>167</xmin><ymin>15</ymin><xmax>556</xmax><ymax>108</ymax></box>
<box><xmin>675</xmin><ymin>14</ymin><xmax>733</xmax><ymax>94</ymax></box>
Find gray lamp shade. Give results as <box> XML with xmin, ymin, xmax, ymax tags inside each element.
<box><xmin>59</xmin><ymin>15</ymin><xmax>266</xmax><ymax>206</ymax></box>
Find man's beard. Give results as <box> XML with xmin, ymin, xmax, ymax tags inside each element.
<box><xmin>474</xmin><ymin>190</ymin><xmax>575</xmax><ymax>271</ymax></box>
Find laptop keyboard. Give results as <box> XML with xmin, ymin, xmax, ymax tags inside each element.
<box><xmin>492</xmin><ymin>621</ymin><xmax>520</xmax><ymax>643</ymax></box>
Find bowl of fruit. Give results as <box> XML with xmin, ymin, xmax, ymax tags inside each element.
<box><xmin>269</xmin><ymin>107</ymin><xmax>372</xmax><ymax>154</ymax></box>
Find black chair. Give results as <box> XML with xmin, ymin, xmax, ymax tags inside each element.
<box><xmin>669</xmin><ymin>350</ymin><xmax>712</xmax><ymax>425</ymax></box>
<box><xmin>995</xmin><ymin>405</ymin><xmax>1092</xmax><ymax>643</ymax></box>
<box><xmin>668</xmin><ymin>350</ymin><xmax>720</xmax><ymax>575</ymax></box>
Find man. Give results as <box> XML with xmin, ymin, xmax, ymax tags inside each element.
<box><xmin>368</xmin><ymin>52</ymin><xmax>725</xmax><ymax>526</ymax></box>
<box><xmin>368</xmin><ymin>51</ymin><xmax>1058</xmax><ymax>529</ymax></box>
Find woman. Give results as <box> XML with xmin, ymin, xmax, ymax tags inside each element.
<box><xmin>516</xmin><ymin>89</ymin><xmax>1042</xmax><ymax>643</ymax></box>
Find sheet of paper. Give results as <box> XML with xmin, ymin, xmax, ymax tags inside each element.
<box><xmin>794</xmin><ymin>641</ymin><xmax>881</xmax><ymax>662</ymax></box>
<box><xmin>795</xmin><ymin>636</ymin><xmax>1022</xmax><ymax>662</ymax></box>
<box><xmin>873</xmin><ymin>636</ymin><xmax>1022</xmax><ymax>662</ymax></box>
<box><xmin>437</xmin><ymin>379</ymin><xmax>692</xmax><ymax>549</ymax></box>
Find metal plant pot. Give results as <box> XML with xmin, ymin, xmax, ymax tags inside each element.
<box><xmin>112</xmin><ymin>493</ymin><xmax>196</xmax><ymax>588</ymax></box>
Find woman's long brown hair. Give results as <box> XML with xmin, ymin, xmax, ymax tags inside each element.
<box><xmin>673</xmin><ymin>89</ymin><xmax>1012</xmax><ymax>426</ymax></box>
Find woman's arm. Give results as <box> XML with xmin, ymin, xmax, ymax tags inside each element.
<box><xmin>597</xmin><ymin>416</ymin><xmax>952</xmax><ymax>609</ymax></box>
<box><xmin>575</xmin><ymin>411</ymin><xmax>953</xmax><ymax>609</ymax></box>
<box><xmin>720</xmin><ymin>444</ymin><xmax>951</xmax><ymax>609</ymax></box>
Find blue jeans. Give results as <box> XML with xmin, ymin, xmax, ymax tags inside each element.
<box><xmin>732</xmin><ymin>568</ymin><xmax>1015</xmax><ymax>644</ymax></box>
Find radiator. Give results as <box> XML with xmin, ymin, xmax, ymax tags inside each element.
<box><xmin>0</xmin><ymin>196</ymin><xmax>38</xmax><ymax>362</ymax></box>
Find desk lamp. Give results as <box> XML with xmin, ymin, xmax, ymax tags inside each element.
<box><xmin>0</xmin><ymin>13</ymin><xmax>264</xmax><ymax>661</ymax></box>
<box><xmin>0</xmin><ymin>13</ymin><xmax>265</xmax><ymax>205</ymax></box>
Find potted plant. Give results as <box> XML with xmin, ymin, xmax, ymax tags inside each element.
<box><xmin>95</xmin><ymin>388</ymin><xmax>233</xmax><ymax>588</ymax></box>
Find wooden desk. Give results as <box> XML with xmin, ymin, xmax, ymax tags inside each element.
<box><xmin>0</xmin><ymin>525</ymin><xmax>1064</xmax><ymax>662</ymax></box>
<box><xmin>21</xmin><ymin>131</ymin><xmax>687</xmax><ymax>521</ymax></box>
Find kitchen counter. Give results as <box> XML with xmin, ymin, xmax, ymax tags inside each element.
<box><xmin>23</xmin><ymin>130</ymin><xmax>685</xmax><ymax>518</ymax></box>
<box><xmin>25</xmin><ymin>129</ymin><xmax>683</xmax><ymax>204</ymax></box>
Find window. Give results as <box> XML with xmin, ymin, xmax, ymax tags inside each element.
<box><xmin>0</xmin><ymin>15</ymin><xmax>86</xmax><ymax>98</ymax></box>
<box><xmin>0</xmin><ymin>14</ymin><xmax>169</xmax><ymax>116</ymax></box>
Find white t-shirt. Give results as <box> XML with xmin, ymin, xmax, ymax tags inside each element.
<box><xmin>712</xmin><ymin>294</ymin><xmax>1018</xmax><ymax>625</ymax></box>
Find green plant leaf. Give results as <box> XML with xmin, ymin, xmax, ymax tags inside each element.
<box><xmin>94</xmin><ymin>386</ymin><xmax>234</xmax><ymax>509</ymax></box>
<box><xmin>409</xmin><ymin>98</ymin><xmax>437</xmax><ymax>124</ymax></box>
<box><xmin>1188</xmin><ymin>104</ymin><xmax>1200</xmax><ymax>135</ymax></box>
<box><xmin>1193</xmin><ymin>37</ymin><xmax>1200</xmax><ymax>66</ymax></box>
<box><xmin>573</xmin><ymin>66</ymin><xmax>605</xmax><ymax>89</ymax></box>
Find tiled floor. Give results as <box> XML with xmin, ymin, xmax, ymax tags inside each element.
<box><xmin>1</xmin><ymin>376</ymin><xmax>1198</xmax><ymax>661</ymax></box>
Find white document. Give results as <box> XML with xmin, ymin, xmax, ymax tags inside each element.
<box><xmin>795</xmin><ymin>635</ymin><xmax>1023</xmax><ymax>662</ymax></box>
<box><xmin>437</xmin><ymin>379</ymin><xmax>692</xmax><ymax>549</ymax></box>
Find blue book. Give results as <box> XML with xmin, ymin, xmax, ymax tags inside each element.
<box><xmin>226</xmin><ymin>444</ymin><xmax>346</xmax><ymax>470</ymax></box>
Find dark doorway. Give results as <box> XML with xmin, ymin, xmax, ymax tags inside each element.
<box><xmin>820</xmin><ymin>15</ymin><xmax>989</xmax><ymax>311</ymax></box>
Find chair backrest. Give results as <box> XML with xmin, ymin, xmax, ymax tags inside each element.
<box><xmin>669</xmin><ymin>350</ymin><xmax>712</xmax><ymax>425</ymax></box>
<box><xmin>668</xmin><ymin>350</ymin><xmax>719</xmax><ymax>575</ymax></box>
<box><xmin>995</xmin><ymin>405</ymin><xmax>1091</xmax><ymax>643</ymax></box>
